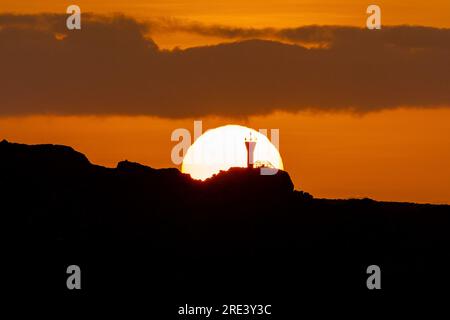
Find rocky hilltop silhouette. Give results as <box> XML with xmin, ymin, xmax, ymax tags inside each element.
<box><xmin>1</xmin><ymin>140</ymin><xmax>449</xmax><ymax>304</ymax></box>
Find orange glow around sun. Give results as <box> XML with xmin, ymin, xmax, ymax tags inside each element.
<box><xmin>181</xmin><ymin>125</ymin><xmax>283</xmax><ymax>180</ymax></box>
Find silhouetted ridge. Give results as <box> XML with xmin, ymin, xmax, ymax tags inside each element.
<box><xmin>0</xmin><ymin>140</ymin><xmax>296</xmax><ymax>196</ymax></box>
<box><xmin>203</xmin><ymin>167</ymin><xmax>294</xmax><ymax>200</ymax></box>
<box><xmin>117</xmin><ymin>160</ymin><xmax>157</xmax><ymax>172</ymax></box>
<box><xmin>2</xmin><ymin>140</ymin><xmax>450</xmax><ymax>298</ymax></box>
<box><xmin>0</xmin><ymin>140</ymin><xmax>90</xmax><ymax>172</ymax></box>
<box><xmin>117</xmin><ymin>160</ymin><xmax>183</xmax><ymax>178</ymax></box>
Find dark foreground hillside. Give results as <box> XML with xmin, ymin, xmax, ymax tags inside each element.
<box><xmin>1</xmin><ymin>140</ymin><xmax>449</xmax><ymax>311</ymax></box>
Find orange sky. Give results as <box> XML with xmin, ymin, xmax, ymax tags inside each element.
<box><xmin>2</xmin><ymin>0</ymin><xmax>450</xmax><ymax>48</ymax></box>
<box><xmin>3</xmin><ymin>0</ymin><xmax>450</xmax><ymax>26</ymax></box>
<box><xmin>1</xmin><ymin>1</ymin><xmax>450</xmax><ymax>204</ymax></box>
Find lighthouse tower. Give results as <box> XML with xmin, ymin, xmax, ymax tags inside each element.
<box><xmin>245</xmin><ymin>132</ymin><xmax>257</xmax><ymax>169</ymax></box>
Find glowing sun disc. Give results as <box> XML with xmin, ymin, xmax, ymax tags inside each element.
<box><xmin>182</xmin><ymin>125</ymin><xmax>283</xmax><ymax>180</ymax></box>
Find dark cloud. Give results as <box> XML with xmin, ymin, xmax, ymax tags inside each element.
<box><xmin>1</xmin><ymin>14</ymin><xmax>449</xmax><ymax>118</ymax></box>
<box><xmin>146</xmin><ymin>17</ymin><xmax>277</xmax><ymax>40</ymax></box>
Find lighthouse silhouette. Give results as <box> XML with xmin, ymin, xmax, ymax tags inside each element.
<box><xmin>245</xmin><ymin>132</ymin><xmax>257</xmax><ymax>169</ymax></box>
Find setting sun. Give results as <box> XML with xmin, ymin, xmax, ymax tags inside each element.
<box><xmin>181</xmin><ymin>125</ymin><xmax>283</xmax><ymax>180</ymax></box>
